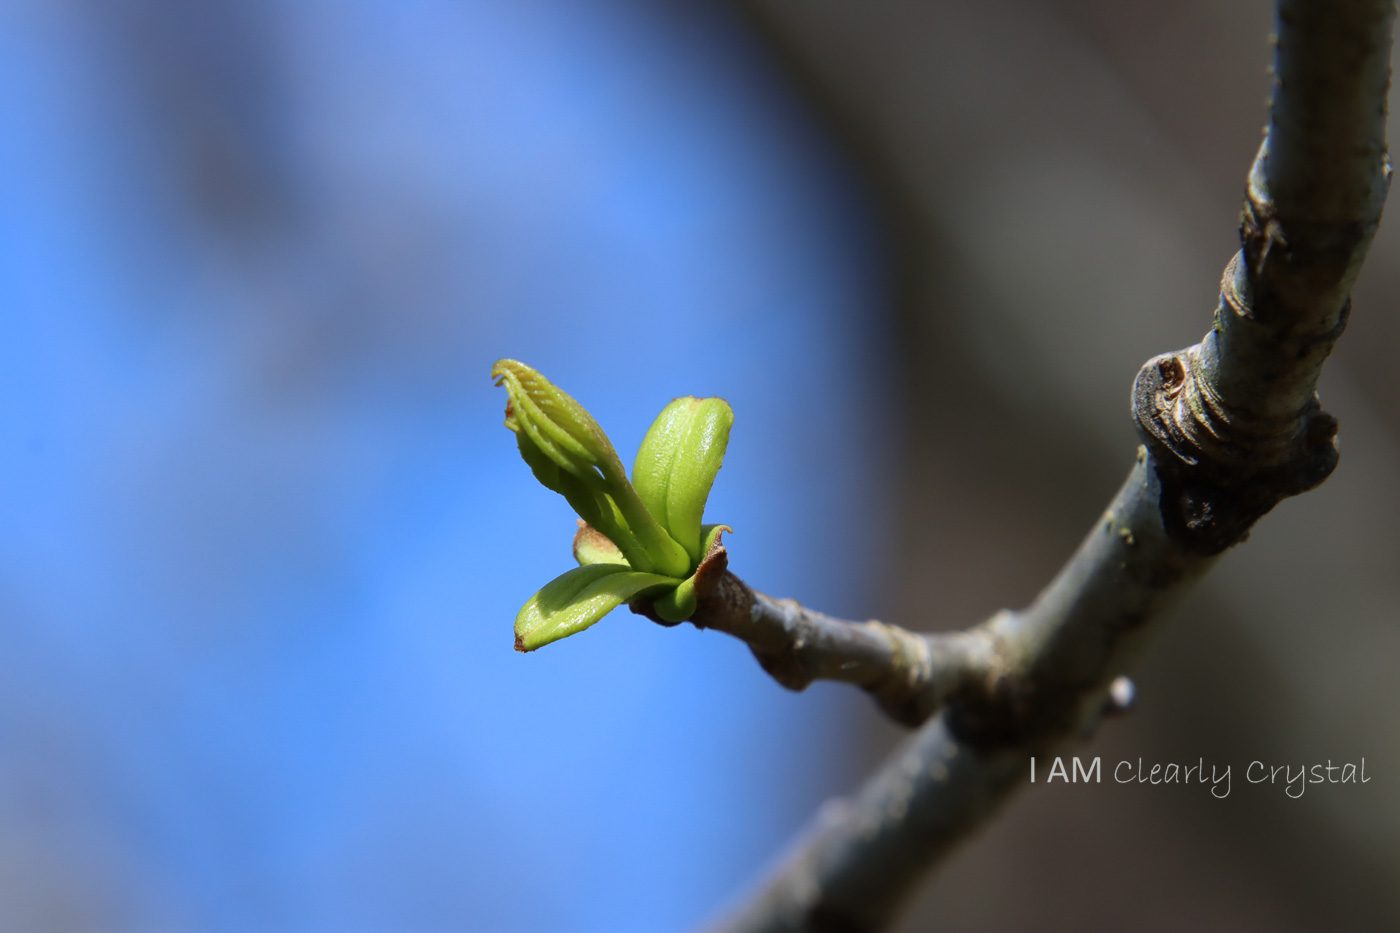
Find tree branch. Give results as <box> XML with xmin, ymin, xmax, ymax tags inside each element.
<box><xmin>1135</xmin><ymin>0</ymin><xmax>1395</xmax><ymax>554</ymax></box>
<box><xmin>697</xmin><ymin>2</ymin><xmax>1394</xmax><ymax>929</ymax></box>
<box><xmin>674</xmin><ymin>550</ymin><xmax>999</xmax><ymax>727</ymax></box>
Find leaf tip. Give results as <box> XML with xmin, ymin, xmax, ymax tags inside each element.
<box><xmin>491</xmin><ymin>358</ymin><xmax>526</xmax><ymax>383</ymax></box>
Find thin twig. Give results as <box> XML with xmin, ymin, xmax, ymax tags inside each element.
<box><xmin>679</xmin><ymin>553</ymin><xmax>999</xmax><ymax>727</ymax></box>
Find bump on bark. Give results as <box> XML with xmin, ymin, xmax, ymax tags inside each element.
<box><xmin>1132</xmin><ymin>340</ymin><xmax>1339</xmax><ymax>556</ymax></box>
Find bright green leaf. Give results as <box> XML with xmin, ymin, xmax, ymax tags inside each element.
<box><xmin>515</xmin><ymin>564</ymin><xmax>679</xmax><ymax>651</ymax></box>
<box><xmin>633</xmin><ymin>397</ymin><xmax>733</xmax><ymax>562</ymax></box>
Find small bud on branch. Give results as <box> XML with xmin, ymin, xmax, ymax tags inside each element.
<box><xmin>493</xmin><ymin>359</ymin><xmax>734</xmax><ymax>649</ymax></box>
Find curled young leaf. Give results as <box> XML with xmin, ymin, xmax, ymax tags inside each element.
<box><xmin>633</xmin><ymin>396</ymin><xmax>734</xmax><ymax>563</ymax></box>
<box><xmin>493</xmin><ymin>360</ymin><xmax>691</xmax><ymax>578</ymax></box>
<box><xmin>515</xmin><ymin>564</ymin><xmax>680</xmax><ymax>651</ymax></box>
<box><xmin>512</xmin><ymin>431</ymin><xmax>648</xmax><ymax>564</ymax></box>
<box><xmin>492</xmin><ymin>359</ymin><xmax>621</xmax><ymax>478</ymax></box>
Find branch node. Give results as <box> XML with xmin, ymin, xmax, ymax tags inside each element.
<box><xmin>1131</xmin><ymin>337</ymin><xmax>1338</xmax><ymax>554</ymax></box>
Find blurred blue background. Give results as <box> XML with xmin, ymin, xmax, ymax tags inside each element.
<box><xmin>0</xmin><ymin>2</ymin><xmax>889</xmax><ymax>930</ymax></box>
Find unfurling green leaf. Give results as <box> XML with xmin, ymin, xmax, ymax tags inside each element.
<box><xmin>633</xmin><ymin>396</ymin><xmax>734</xmax><ymax>563</ymax></box>
<box><xmin>493</xmin><ymin>359</ymin><xmax>691</xmax><ymax>578</ymax></box>
<box><xmin>492</xmin><ymin>358</ymin><xmax>620</xmax><ymax>478</ymax></box>
<box><xmin>511</xmin><ymin>430</ymin><xmax>649</xmax><ymax>564</ymax></box>
<box><xmin>515</xmin><ymin>564</ymin><xmax>679</xmax><ymax>651</ymax></box>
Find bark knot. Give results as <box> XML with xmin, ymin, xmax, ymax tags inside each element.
<box><xmin>1132</xmin><ymin>344</ymin><xmax>1337</xmax><ymax>555</ymax></box>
